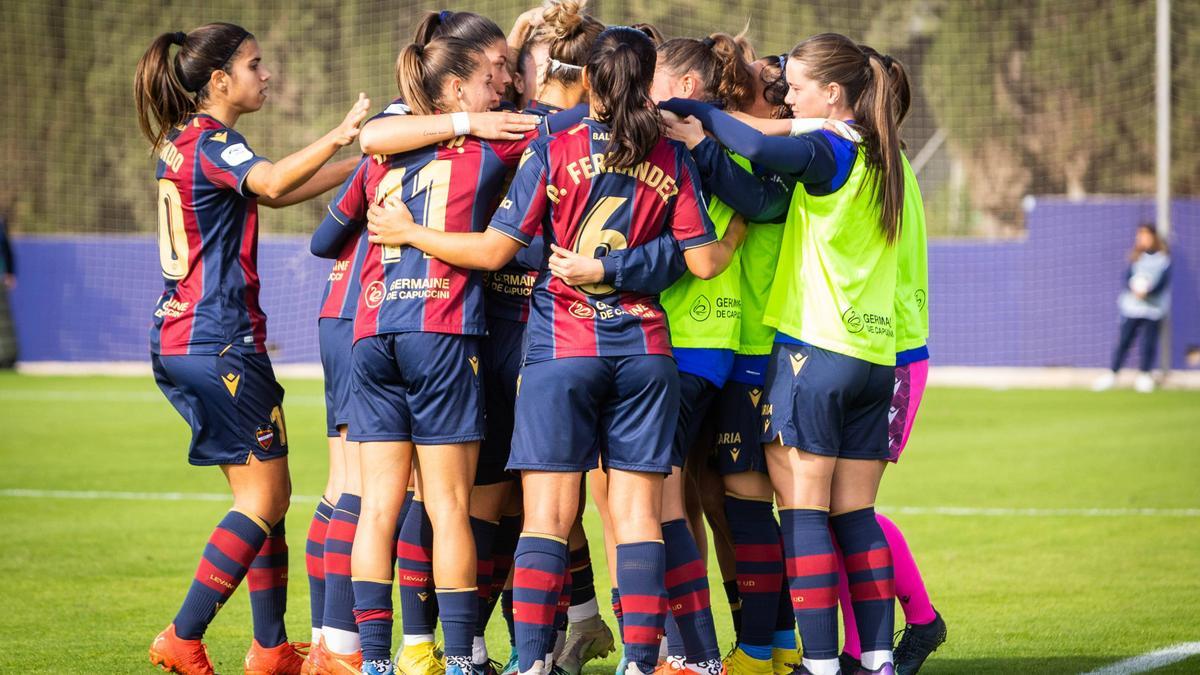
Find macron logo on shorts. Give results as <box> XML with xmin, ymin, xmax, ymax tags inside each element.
<box><xmin>790</xmin><ymin>353</ymin><xmax>808</xmax><ymax>376</ymax></box>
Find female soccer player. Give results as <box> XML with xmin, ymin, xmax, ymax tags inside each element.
<box><xmin>656</xmin><ymin>48</ymin><xmax>804</xmax><ymax>675</ymax></box>
<box><xmin>662</xmin><ymin>32</ymin><xmax>913</xmax><ymax>675</ymax></box>
<box><xmin>318</xmin><ymin>36</ymin><xmax>557</xmax><ymax>675</ymax></box>
<box><xmin>364</xmin><ymin>27</ymin><xmax>740</xmax><ymax>675</ymax></box>
<box><xmin>642</xmin><ymin>32</ymin><xmax>760</xmax><ymax>675</ymax></box>
<box><xmin>134</xmin><ymin>22</ymin><xmax>369</xmax><ymax>675</ymax></box>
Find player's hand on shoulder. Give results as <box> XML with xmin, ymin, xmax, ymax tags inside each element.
<box><xmin>664</xmin><ymin>114</ymin><xmax>705</xmax><ymax>150</ymax></box>
<box><xmin>367</xmin><ymin>200</ymin><xmax>418</xmax><ymax>246</ymax></box>
<box><xmin>333</xmin><ymin>93</ymin><xmax>372</xmax><ymax>147</ymax></box>
<box><xmin>548</xmin><ymin>243</ymin><xmax>605</xmax><ymax>286</ymax></box>
<box><xmin>470</xmin><ymin>111</ymin><xmax>540</xmax><ymax>141</ymax></box>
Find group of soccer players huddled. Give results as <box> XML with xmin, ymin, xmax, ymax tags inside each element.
<box><xmin>133</xmin><ymin>2</ymin><xmax>948</xmax><ymax>675</ymax></box>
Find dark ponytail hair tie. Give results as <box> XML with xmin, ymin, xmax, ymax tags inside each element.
<box><xmin>439</xmin><ymin>10</ymin><xmax>453</xmax><ymax>22</ymax></box>
<box><xmin>702</xmin><ymin>36</ymin><xmax>716</xmax><ymax>48</ymax></box>
<box><xmin>171</xmin><ymin>31</ymin><xmax>187</xmax><ymax>46</ymax></box>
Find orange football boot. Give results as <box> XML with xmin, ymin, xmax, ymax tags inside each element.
<box><xmin>321</xmin><ymin>644</ymin><xmax>364</xmax><ymax>674</ymax></box>
<box><xmin>301</xmin><ymin>637</ymin><xmax>329</xmax><ymax>675</ymax></box>
<box><xmin>149</xmin><ymin>624</ymin><xmax>215</xmax><ymax>675</ymax></box>
<box><xmin>244</xmin><ymin>639</ymin><xmax>310</xmax><ymax>675</ymax></box>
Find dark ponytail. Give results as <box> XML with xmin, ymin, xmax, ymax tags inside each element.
<box><xmin>658</xmin><ymin>33</ymin><xmax>755</xmax><ymax>111</ymax></box>
<box><xmin>395</xmin><ymin>38</ymin><xmax>487</xmax><ymax>116</ymax></box>
<box><xmin>133</xmin><ymin>23</ymin><xmax>253</xmax><ymax>149</ymax></box>
<box><xmin>586</xmin><ymin>27</ymin><xmax>662</xmax><ymax>170</ymax></box>
<box><xmin>790</xmin><ymin>33</ymin><xmax>907</xmax><ymax>244</ymax></box>
<box><xmin>413</xmin><ymin>10</ymin><xmax>504</xmax><ymax>47</ymax></box>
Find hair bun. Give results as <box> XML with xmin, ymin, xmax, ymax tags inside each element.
<box><xmin>544</xmin><ymin>0</ymin><xmax>585</xmax><ymax>39</ymax></box>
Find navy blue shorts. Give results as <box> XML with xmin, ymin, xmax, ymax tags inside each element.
<box><xmin>152</xmin><ymin>350</ymin><xmax>288</xmax><ymax>467</ymax></box>
<box><xmin>319</xmin><ymin>318</ymin><xmax>355</xmax><ymax>437</ymax></box>
<box><xmin>509</xmin><ymin>355</ymin><xmax>678</xmax><ymax>474</ymax></box>
<box><xmin>478</xmin><ymin>317</ymin><xmax>525</xmax><ymax>485</ymax></box>
<box><xmin>760</xmin><ymin>342</ymin><xmax>892</xmax><ymax>460</ymax></box>
<box><xmin>348</xmin><ymin>332</ymin><xmax>485</xmax><ymax>444</ymax></box>
<box><xmin>715</xmin><ymin>380</ymin><xmax>769</xmax><ymax>475</ymax></box>
<box><xmin>671</xmin><ymin>371</ymin><xmax>719</xmax><ymax>467</ymax></box>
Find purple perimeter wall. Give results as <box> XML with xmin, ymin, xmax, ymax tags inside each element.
<box><xmin>7</xmin><ymin>197</ymin><xmax>1197</xmax><ymax>368</ymax></box>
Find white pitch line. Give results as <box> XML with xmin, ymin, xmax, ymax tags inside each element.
<box><xmin>0</xmin><ymin>488</ymin><xmax>323</xmax><ymax>503</ymax></box>
<box><xmin>0</xmin><ymin>390</ymin><xmax>324</xmax><ymax>406</ymax></box>
<box><xmin>1081</xmin><ymin>642</ymin><xmax>1200</xmax><ymax>674</ymax></box>
<box><xmin>0</xmin><ymin>489</ymin><xmax>1197</xmax><ymax>517</ymax></box>
<box><xmin>884</xmin><ymin>505</ymin><xmax>1200</xmax><ymax>518</ymax></box>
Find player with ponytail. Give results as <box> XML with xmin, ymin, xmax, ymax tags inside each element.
<box><xmin>363</xmin><ymin>26</ymin><xmax>740</xmax><ymax>675</ymax></box>
<box><xmin>662</xmin><ymin>32</ymin><xmax>913</xmax><ymax>675</ymax></box>
<box><xmin>135</xmin><ymin>22</ymin><xmax>369</xmax><ymax>675</ymax></box>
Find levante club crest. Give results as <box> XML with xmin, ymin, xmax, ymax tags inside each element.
<box><xmin>255</xmin><ymin>424</ymin><xmax>275</xmax><ymax>450</ymax></box>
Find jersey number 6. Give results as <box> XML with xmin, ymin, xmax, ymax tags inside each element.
<box><xmin>571</xmin><ymin>196</ymin><xmax>629</xmax><ymax>296</ymax></box>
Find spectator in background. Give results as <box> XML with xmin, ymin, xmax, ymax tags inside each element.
<box><xmin>0</xmin><ymin>215</ymin><xmax>16</xmax><ymax>369</ymax></box>
<box><xmin>1094</xmin><ymin>222</ymin><xmax>1171</xmax><ymax>393</ymax></box>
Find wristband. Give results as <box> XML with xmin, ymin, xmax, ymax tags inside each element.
<box><xmin>789</xmin><ymin>118</ymin><xmax>824</xmax><ymax>137</ymax></box>
<box><xmin>450</xmin><ymin>112</ymin><xmax>471</xmax><ymax>137</ymax></box>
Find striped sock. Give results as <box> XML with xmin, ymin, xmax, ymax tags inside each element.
<box><xmin>725</xmin><ymin>495</ymin><xmax>784</xmax><ymax>652</ymax></box>
<box><xmin>723</xmin><ymin>579</ymin><xmax>742</xmax><ymax>642</ymax></box>
<box><xmin>248</xmin><ymin>520</ymin><xmax>289</xmax><ymax>647</ymax></box>
<box><xmin>486</xmin><ymin>514</ymin><xmax>522</xmax><ymax>643</ymax></box>
<box><xmin>616</xmin><ymin>541</ymin><xmax>668</xmax><ymax>673</ymax></box>
<box><xmin>780</xmin><ymin>508</ymin><xmax>838</xmax><ymax>663</ymax></box>
<box><xmin>554</xmin><ymin>568</ymin><xmax>573</xmax><ymax>659</ymax></box>
<box><xmin>323</xmin><ymin>494</ymin><xmax>360</xmax><ymax>652</ymax></box>
<box><xmin>438</xmin><ymin>587</ymin><xmax>479</xmax><ymax>667</ymax></box>
<box><xmin>306</xmin><ymin>498</ymin><xmax>334</xmax><ymax>639</ymax></box>
<box><xmin>173</xmin><ymin>509</ymin><xmax>269</xmax><ymax>640</ymax></box>
<box><xmin>831</xmin><ymin>508</ymin><xmax>894</xmax><ymax>657</ymax></box>
<box><xmin>568</xmin><ymin>540</ymin><xmax>597</xmax><ymax>618</ymax></box>
<box><xmin>513</xmin><ymin>534</ymin><xmax>568</xmax><ymax>672</ymax></box>
<box><xmin>396</xmin><ymin>499</ymin><xmax>436</xmax><ymax>639</ymax></box>
<box><xmin>470</xmin><ymin>518</ymin><xmax>498</xmax><ymax>644</ymax></box>
<box><xmin>611</xmin><ymin>587</ymin><xmax>624</xmax><ymax>636</ymax></box>
<box><xmin>352</xmin><ymin>578</ymin><xmax>394</xmax><ymax>661</ymax></box>
<box><xmin>662</xmin><ymin>519</ymin><xmax>721</xmax><ymax>664</ymax></box>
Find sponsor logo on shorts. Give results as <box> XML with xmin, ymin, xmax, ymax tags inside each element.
<box><xmin>222</xmin><ymin>372</ymin><xmax>240</xmax><ymax>397</ymax></box>
<box><xmin>468</xmin><ymin>355</ymin><xmax>479</xmax><ymax>376</ymax></box>
<box><xmin>748</xmin><ymin>387</ymin><xmax>762</xmax><ymax>407</ymax></box>
<box><xmin>255</xmin><ymin>424</ymin><xmax>274</xmax><ymax>450</ymax></box>
<box><xmin>417</xmin><ymin>592</ymin><xmax>429</xmax><ymax>602</ymax></box>
<box><xmin>730</xmin><ymin>447</ymin><xmax>741</xmax><ymax>463</ymax></box>
<box><xmin>789</xmin><ymin>353</ymin><xmax>808</xmax><ymax>376</ymax></box>
<box><xmin>568</xmin><ymin>300</ymin><xmax>596</xmax><ymax>319</ymax></box>
<box><xmin>365</xmin><ymin>281</ymin><xmax>386</xmax><ymax>309</ymax></box>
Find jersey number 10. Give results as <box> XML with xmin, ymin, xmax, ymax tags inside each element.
<box><xmin>157</xmin><ymin>179</ymin><xmax>189</xmax><ymax>280</ymax></box>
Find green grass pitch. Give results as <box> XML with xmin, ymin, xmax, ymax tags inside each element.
<box><xmin>1</xmin><ymin>372</ymin><xmax>1198</xmax><ymax>673</ymax></box>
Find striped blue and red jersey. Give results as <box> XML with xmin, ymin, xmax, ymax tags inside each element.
<box><xmin>489</xmin><ymin>118</ymin><xmax>717</xmax><ymax>363</ymax></box>
<box><xmin>314</xmin><ymin>102</ymin><xmax>410</xmax><ymax>320</ymax></box>
<box><xmin>316</xmin><ymin>158</ymin><xmax>371</xmax><ymax>320</ymax></box>
<box><xmin>150</xmin><ymin>114</ymin><xmax>270</xmax><ymax>355</ymax></box>
<box><xmin>353</xmin><ymin>131</ymin><xmax>537</xmax><ymax>341</ymax></box>
<box><xmin>483</xmin><ymin>100</ymin><xmax>562</xmax><ymax>323</ymax></box>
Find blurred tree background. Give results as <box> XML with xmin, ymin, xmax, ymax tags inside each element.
<box><xmin>0</xmin><ymin>0</ymin><xmax>1195</xmax><ymax>237</ymax></box>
